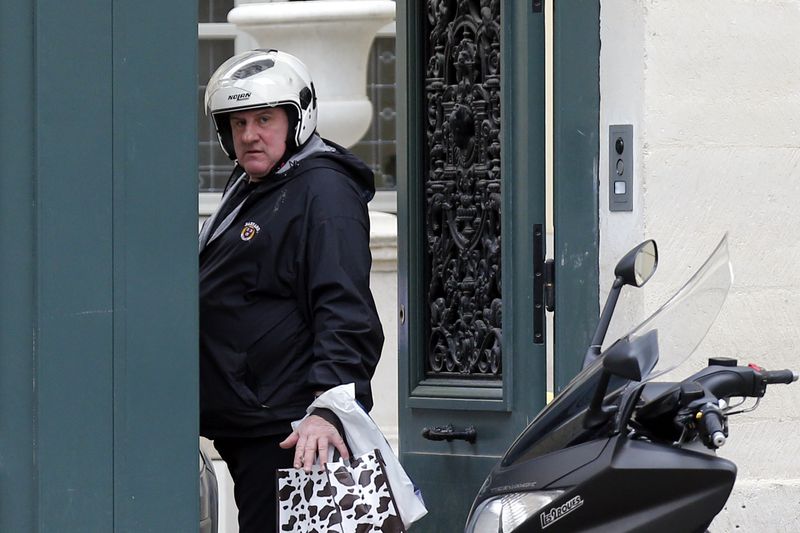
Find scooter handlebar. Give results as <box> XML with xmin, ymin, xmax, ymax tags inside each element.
<box><xmin>762</xmin><ymin>369</ymin><xmax>798</xmax><ymax>385</ymax></box>
<box><xmin>687</xmin><ymin>364</ymin><xmax>797</xmax><ymax>401</ymax></box>
<box><xmin>684</xmin><ymin>365</ymin><xmax>796</xmax><ymax>449</ymax></box>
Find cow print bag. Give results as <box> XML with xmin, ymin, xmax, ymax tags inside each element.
<box><xmin>277</xmin><ymin>449</ymin><xmax>406</xmax><ymax>532</ymax></box>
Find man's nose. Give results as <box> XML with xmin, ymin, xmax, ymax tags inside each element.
<box><xmin>241</xmin><ymin>121</ymin><xmax>258</xmax><ymax>142</ymax></box>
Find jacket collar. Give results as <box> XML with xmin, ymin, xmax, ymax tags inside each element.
<box><xmin>198</xmin><ymin>135</ymin><xmax>335</xmax><ymax>253</ymax></box>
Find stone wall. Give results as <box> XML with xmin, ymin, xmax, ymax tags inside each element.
<box><xmin>600</xmin><ymin>1</ymin><xmax>800</xmax><ymax>529</ymax></box>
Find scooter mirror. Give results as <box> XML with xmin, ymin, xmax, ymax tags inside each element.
<box><xmin>614</xmin><ymin>240</ymin><xmax>658</xmax><ymax>288</ymax></box>
<box><xmin>584</xmin><ymin>338</ymin><xmax>643</xmax><ymax>429</ymax></box>
<box><xmin>602</xmin><ymin>337</ymin><xmax>642</xmax><ymax>381</ymax></box>
<box><xmin>583</xmin><ymin>241</ymin><xmax>659</xmax><ymax>370</ymax></box>
<box><xmin>585</xmin><ymin>334</ymin><xmax>656</xmax><ymax>429</ymax></box>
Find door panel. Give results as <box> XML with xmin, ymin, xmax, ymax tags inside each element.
<box><xmin>401</xmin><ymin>453</ymin><xmax>501</xmax><ymax>532</ymax></box>
<box><xmin>552</xmin><ymin>0</ymin><xmax>601</xmax><ymax>392</ymax></box>
<box><xmin>0</xmin><ymin>1</ymin><xmax>198</xmax><ymax>530</ymax></box>
<box><xmin>398</xmin><ymin>1</ymin><xmax>547</xmax><ymax>529</ymax></box>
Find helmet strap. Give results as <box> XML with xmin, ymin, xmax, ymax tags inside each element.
<box><xmin>282</xmin><ymin>104</ymin><xmax>301</xmax><ymax>152</ymax></box>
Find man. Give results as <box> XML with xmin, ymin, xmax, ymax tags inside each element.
<box><xmin>199</xmin><ymin>49</ymin><xmax>384</xmax><ymax>532</ymax></box>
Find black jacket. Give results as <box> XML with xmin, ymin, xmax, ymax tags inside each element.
<box><xmin>199</xmin><ymin>136</ymin><xmax>384</xmax><ymax>439</ymax></box>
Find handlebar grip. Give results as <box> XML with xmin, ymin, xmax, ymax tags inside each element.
<box><xmin>762</xmin><ymin>369</ymin><xmax>798</xmax><ymax>385</ymax></box>
<box><xmin>699</xmin><ymin>405</ymin><xmax>727</xmax><ymax>449</ymax></box>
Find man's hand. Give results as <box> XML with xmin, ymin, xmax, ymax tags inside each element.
<box><xmin>279</xmin><ymin>414</ymin><xmax>350</xmax><ymax>473</ymax></box>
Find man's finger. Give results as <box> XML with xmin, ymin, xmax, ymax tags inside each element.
<box><xmin>278</xmin><ymin>430</ymin><xmax>298</xmax><ymax>450</ymax></box>
<box><xmin>331</xmin><ymin>435</ymin><xmax>349</xmax><ymax>461</ymax></box>
<box><xmin>303</xmin><ymin>438</ymin><xmax>317</xmax><ymax>473</ymax></box>
<box><xmin>294</xmin><ymin>435</ymin><xmax>308</xmax><ymax>469</ymax></box>
<box><xmin>317</xmin><ymin>436</ymin><xmax>329</xmax><ymax>466</ymax></box>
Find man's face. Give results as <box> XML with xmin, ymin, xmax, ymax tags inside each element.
<box><xmin>230</xmin><ymin>107</ymin><xmax>289</xmax><ymax>180</ymax></box>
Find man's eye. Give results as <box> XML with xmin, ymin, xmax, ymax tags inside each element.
<box><xmin>259</xmin><ymin>116</ymin><xmax>270</xmax><ymax>124</ymax></box>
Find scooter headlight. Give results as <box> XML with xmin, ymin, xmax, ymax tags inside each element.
<box><xmin>465</xmin><ymin>491</ymin><xmax>564</xmax><ymax>532</ymax></box>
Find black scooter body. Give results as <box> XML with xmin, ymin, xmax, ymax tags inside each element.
<box><xmin>466</xmin><ymin>239</ymin><xmax>797</xmax><ymax>533</ymax></box>
<box><xmin>476</xmin><ymin>433</ymin><xmax>736</xmax><ymax>532</ymax></box>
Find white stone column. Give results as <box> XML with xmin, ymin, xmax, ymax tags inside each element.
<box><xmin>366</xmin><ymin>211</ymin><xmax>399</xmax><ymax>453</ymax></box>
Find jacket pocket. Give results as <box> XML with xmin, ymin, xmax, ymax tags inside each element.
<box><xmin>244</xmin><ymin>307</ymin><xmax>310</xmax><ymax>405</ymax></box>
<box><xmin>204</xmin><ymin>345</ymin><xmax>262</xmax><ymax>410</ymax></box>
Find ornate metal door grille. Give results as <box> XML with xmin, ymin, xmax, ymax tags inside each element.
<box><xmin>423</xmin><ymin>0</ymin><xmax>502</xmax><ymax>379</ymax></box>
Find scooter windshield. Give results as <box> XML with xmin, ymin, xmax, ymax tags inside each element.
<box><xmin>501</xmin><ymin>235</ymin><xmax>732</xmax><ymax>466</ymax></box>
<box><xmin>626</xmin><ymin>233</ymin><xmax>733</xmax><ymax>383</ymax></box>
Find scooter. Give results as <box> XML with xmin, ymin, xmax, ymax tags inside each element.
<box><xmin>464</xmin><ymin>235</ymin><xmax>798</xmax><ymax>533</ymax></box>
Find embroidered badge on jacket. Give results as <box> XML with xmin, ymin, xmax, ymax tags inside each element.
<box><xmin>240</xmin><ymin>221</ymin><xmax>261</xmax><ymax>241</ymax></box>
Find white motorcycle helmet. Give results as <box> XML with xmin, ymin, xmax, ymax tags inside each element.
<box><xmin>205</xmin><ymin>49</ymin><xmax>318</xmax><ymax>160</ymax></box>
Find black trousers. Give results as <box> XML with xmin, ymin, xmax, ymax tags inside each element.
<box><xmin>214</xmin><ymin>434</ymin><xmax>295</xmax><ymax>533</ymax></box>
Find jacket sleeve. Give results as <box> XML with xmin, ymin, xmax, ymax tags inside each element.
<box><xmin>300</xmin><ymin>177</ymin><xmax>384</xmax><ymax>411</ymax></box>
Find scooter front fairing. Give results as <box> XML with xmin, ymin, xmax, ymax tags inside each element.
<box><xmin>466</xmin><ymin>236</ymin><xmax>734</xmax><ymax>533</ymax></box>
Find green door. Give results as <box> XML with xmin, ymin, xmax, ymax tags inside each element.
<box><xmin>0</xmin><ymin>1</ymin><xmax>197</xmax><ymax>530</ymax></box>
<box><xmin>397</xmin><ymin>1</ymin><xmax>548</xmax><ymax>530</ymax></box>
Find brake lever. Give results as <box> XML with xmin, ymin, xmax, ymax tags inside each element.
<box><xmin>724</xmin><ymin>396</ymin><xmax>761</xmax><ymax>416</ymax></box>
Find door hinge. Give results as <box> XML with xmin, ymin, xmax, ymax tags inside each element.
<box><xmin>533</xmin><ymin>225</ymin><xmax>554</xmax><ymax>344</ymax></box>
<box><xmin>544</xmin><ymin>258</ymin><xmax>555</xmax><ymax>312</ymax></box>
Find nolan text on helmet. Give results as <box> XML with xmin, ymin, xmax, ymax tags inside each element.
<box><xmin>228</xmin><ymin>92</ymin><xmax>252</xmax><ymax>102</ymax></box>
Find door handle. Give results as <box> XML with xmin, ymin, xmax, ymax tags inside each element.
<box><xmin>421</xmin><ymin>424</ymin><xmax>477</xmax><ymax>443</ymax></box>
